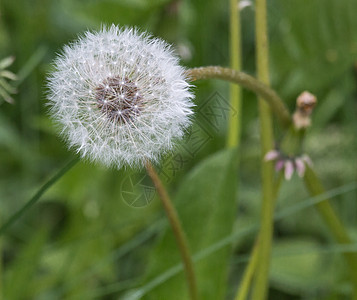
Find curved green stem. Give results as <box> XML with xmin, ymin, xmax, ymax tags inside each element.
<box><xmin>228</xmin><ymin>0</ymin><xmax>242</xmax><ymax>148</ymax></box>
<box><xmin>145</xmin><ymin>162</ymin><xmax>198</xmax><ymax>300</ymax></box>
<box><xmin>0</xmin><ymin>157</ymin><xmax>79</xmax><ymax>236</ymax></box>
<box><xmin>186</xmin><ymin>67</ymin><xmax>291</xmax><ymax>128</ymax></box>
<box><xmin>304</xmin><ymin>166</ymin><xmax>357</xmax><ymax>298</ymax></box>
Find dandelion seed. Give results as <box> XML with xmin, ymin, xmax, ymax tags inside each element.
<box><xmin>47</xmin><ymin>25</ymin><xmax>194</xmax><ymax>168</ymax></box>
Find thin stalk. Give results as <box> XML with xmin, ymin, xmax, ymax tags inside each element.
<box><xmin>304</xmin><ymin>166</ymin><xmax>357</xmax><ymax>298</ymax></box>
<box><xmin>235</xmin><ymin>238</ymin><xmax>260</xmax><ymax>300</ymax></box>
<box><xmin>251</xmin><ymin>0</ymin><xmax>275</xmax><ymax>298</ymax></box>
<box><xmin>186</xmin><ymin>67</ymin><xmax>291</xmax><ymax>128</ymax></box>
<box><xmin>228</xmin><ymin>0</ymin><xmax>242</xmax><ymax>148</ymax></box>
<box><xmin>145</xmin><ymin>162</ymin><xmax>198</xmax><ymax>300</ymax></box>
<box><xmin>0</xmin><ymin>157</ymin><xmax>79</xmax><ymax>236</ymax></box>
<box><xmin>235</xmin><ymin>172</ymin><xmax>283</xmax><ymax>300</ymax></box>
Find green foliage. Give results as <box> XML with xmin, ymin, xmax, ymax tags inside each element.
<box><xmin>270</xmin><ymin>239</ymin><xmax>337</xmax><ymax>296</ymax></box>
<box><xmin>270</xmin><ymin>0</ymin><xmax>357</xmax><ymax>100</ymax></box>
<box><xmin>3</xmin><ymin>229</ymin><xmax>48</xmax><ymax>299</ymax></box>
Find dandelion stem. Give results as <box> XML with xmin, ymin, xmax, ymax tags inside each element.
<box><xmin>0</xmin><ymin>157</ymin><xmax>79</xmax><ymax>236</ymax></box>
<box><xmin>304</xmin><ymin>166</ymin><xmax>357</xmax><ymax>297</ymax></box>
<box><xmin>251</xmin><ymin>0</ymin><xmax>275</xmax><ymax>298</ymax></box>
<box><xmin>145</xmin><ymin>162</ymin><xmax>198</xmax><ymax>300</ymax></box>
<box><xmin>228</xmin><ymin>0</ymin><xmax>243</xmax><ymax>148</ymax></box>
<box><xmin>186</xmin><ymin>66</ymin><xmax>291</xmax><ymax>128</ymax></box>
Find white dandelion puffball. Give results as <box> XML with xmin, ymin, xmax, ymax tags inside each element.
<box><xmin>47</xmin><ymin>25</ymin><xmax>194</xmax><ymax>168</ymax></box>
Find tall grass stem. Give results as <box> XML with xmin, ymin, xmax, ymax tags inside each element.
<box><xmin>227</xmin><ymin>0</ymin><xmax>242</xmax><ymax>148</ymax></box>
<box><xmin>251</xmin><ymin>0</ymin><xmax>276</xmax><ymax>298</ymax></box>
<box><xmin>0</xmin><ymin>157</ymin><xmax>79</xmax><ymax>236</ymax></box>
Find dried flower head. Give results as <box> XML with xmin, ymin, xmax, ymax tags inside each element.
<box><xmin>47</xmin><ymin>25</ymin><xmax>194</xmax><ymax>168</ymax></box>
<box><xmin>293</xmin><ymin>91</ymin><xmax>317</xmax><ymax>129</ymax></box>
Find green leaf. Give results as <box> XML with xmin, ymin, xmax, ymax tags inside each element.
<box><xmin>270</xmin><ymin>238</ymin><xmax>338</xmax><ymax>294</ymax></box>
<box><xmin>141</xmin><ymin>148</ymin><xmax>238</xmax><ymax>300</ymax></box>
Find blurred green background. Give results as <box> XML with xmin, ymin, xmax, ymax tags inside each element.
<box><xmin>0</xmin><ymin>0</ymin><xmax>356</xmax><ymax>299</ymax></box>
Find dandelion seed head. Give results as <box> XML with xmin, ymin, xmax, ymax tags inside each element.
<box><xmin>47</xmin><ymin>25</ymin><xmax>194</xmax><ymax>168</ymax></box>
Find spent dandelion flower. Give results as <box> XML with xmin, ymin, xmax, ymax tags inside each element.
<box><xmin>47</xmin><ymin>25</ymin><xmax>194</xmax><ymax>168</ymax></box>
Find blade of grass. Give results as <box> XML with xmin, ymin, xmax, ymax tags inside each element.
<box><xmin>0</xmin><ymin>157</ymin><xmax>78</xmax><ymax>236</ymax></box>
<box><xmin>16</xmin><ymin>46</ymin><xmax>48</xmax><ymax>84</ymax></box>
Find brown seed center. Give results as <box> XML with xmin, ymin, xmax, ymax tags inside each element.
<box><xmin>95</xmin><ymin>76</ymin><xmax>143</xmax><ymax>124</ymax></box>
